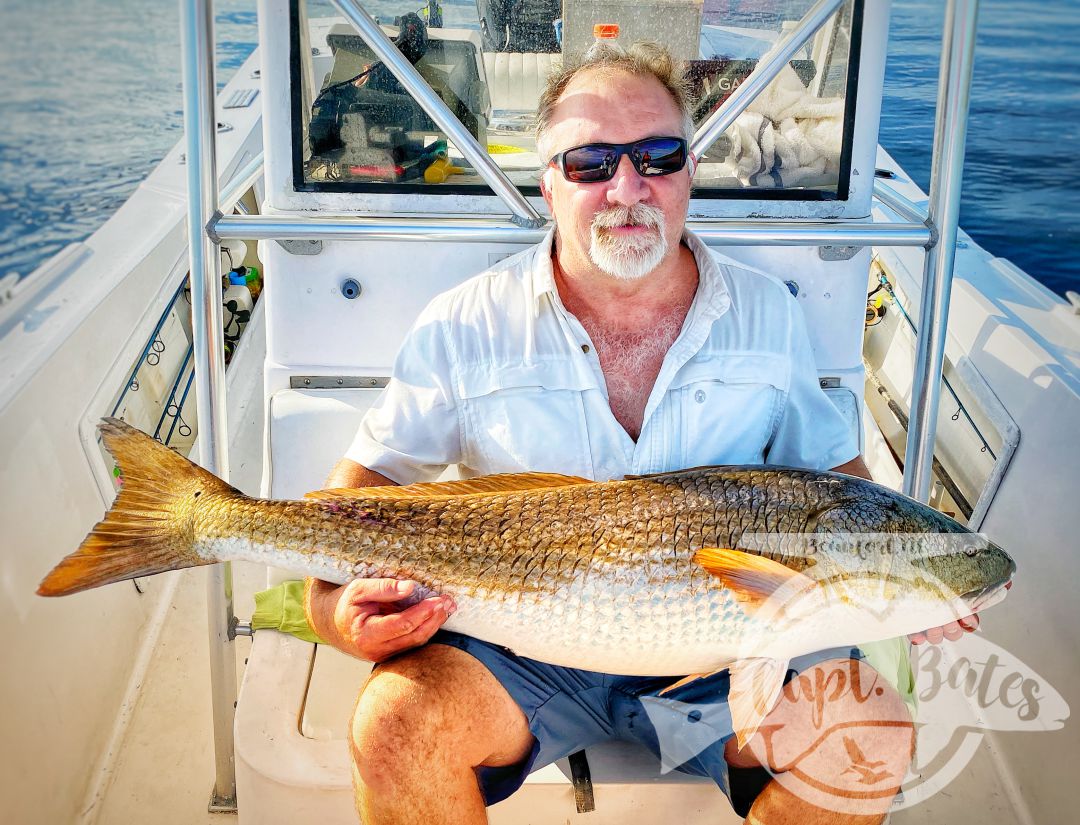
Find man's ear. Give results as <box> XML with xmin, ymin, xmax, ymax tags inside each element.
<box><xmin>540</xmin><ymin>166</ymin><xmax>555</xmax><ymax>206</ymax></box>
<box><xmin>687</xmin><ymin>151</ymin><xmax>698</xmax><ymax>179</ymax></box>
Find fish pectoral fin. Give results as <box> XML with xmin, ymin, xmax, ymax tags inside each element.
<box><xmin>305</xmin><ymin>472</ymin><xmax>592</xmax><ymax>501</ymax></box>
<box><xmin>728</xmin><ymin>657</ymin><xmax>790</xmax><ymax>750</ymax></box>
<box><xmin>693</xmin><ymin>548</ymin><xmax>815</xmax><ymax>608</ymax></box>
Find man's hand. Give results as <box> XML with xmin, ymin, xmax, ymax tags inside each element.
<box><xmin>304</xmin><ymin>576</ymin><xmax>456</xmax><ymax>662</ymax></box>
<box><xmin>305</xmin><ymin>461</ymin><xmax>457</xmax><ymax>661</ymax></box>
<box><xmin>909</xmin><ymin>613</ymin><xmax>979</xmax><ymax>645</ymax></box>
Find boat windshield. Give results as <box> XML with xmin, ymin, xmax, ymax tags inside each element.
<box><xmin>294</xmin><ymin>0</ymin><xmax>861</xmax><ymax>199</ymax></box>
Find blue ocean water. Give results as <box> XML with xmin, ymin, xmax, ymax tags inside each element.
<box><xmin>1</xmin><ymin>0</ymin><xmax>1077</xmax><ymax>295</ymax></box>
<box><xmin>883</xmin><ymin>0</ymin><xmax>1079</xmax><ymax>297</ymax></box>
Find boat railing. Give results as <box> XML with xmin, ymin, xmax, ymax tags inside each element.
<box><xmin>214</xmin><ymin>212</ymin><xmax>932</xmax><ymax>247</ymax></box>
<box><xmin>872</xmin><ymin>176</ymin><xmax>930</xmax><ymax>227</ymax></box>
<box><xmin>904</xmin><ymin>0</ymin><xmax>980</xmax><ymax>503</ymax></box>
<box><xmin>179</xmin><ymin>0</ymin><xmax>981</xmax><ymax>811</ymax></box>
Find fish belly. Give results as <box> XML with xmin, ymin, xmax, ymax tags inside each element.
<box><xmin>438</xmin><ymin>580</ymin><xmax>754</xmax><ymax>677</ymax></box>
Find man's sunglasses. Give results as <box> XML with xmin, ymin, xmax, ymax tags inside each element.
<box><xmin>547</xmin><ymin>137</ymin><xmax>689</xmax><ymax>183</ymax></box>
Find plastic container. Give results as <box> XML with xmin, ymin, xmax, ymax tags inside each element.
<box><xmin>424</xmin><ymin>157</ymin><xmax>467</xmax><ymax>184</ymax></box>
<box><xmin>244</xmin><ymin>265</ymin><xmax>262</xmax><ymax>302</ymax></box>
<box><xmin>222</xmin><ymin>281</ymin><xmax>253</xmax><ymax>351</ymax></box>
<box><xmin>220</xmin><ymin>240</ymin><xmax>248</xmax><ymax>274</ymax></box>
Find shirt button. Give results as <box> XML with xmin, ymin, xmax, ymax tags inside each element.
<box><xmin>694</xmin><ymin>390</ymin><xmax>706</xmax><ymax>403</ymax></box>
<box><xmin>581</xmin><ymin>344</ymin><xmax>590</xmax><ymax>354</ymax></box>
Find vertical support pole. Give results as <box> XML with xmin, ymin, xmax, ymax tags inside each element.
<box><xmin>179</xmin><ymin>0</ymin><xmax>238</xmax><ymax>811</ymax></box>
<box><xmin>902</xmin><ymin>0</ymin><xmax>979</xmax><ymax>504</ymax></box>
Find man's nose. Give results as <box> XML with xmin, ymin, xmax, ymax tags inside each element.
<box><xmin>605</xmin><ymin>154</ymin><xmax>649</xmax><ymax>206</ymax></box>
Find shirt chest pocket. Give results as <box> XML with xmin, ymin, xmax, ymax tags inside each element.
<box><xmin>456</xmin><ymin>363</ymin><xmax>593</xmax><ymax>476</ymax></box>
<box><xmin>671</xmin><ymin>353</ymin><xmax>789</xmax><ymax>465</ymax></box>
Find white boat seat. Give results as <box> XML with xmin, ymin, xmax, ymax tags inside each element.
<box><xmin>482</xmin><ymin>51</ymin><xmax>562</xmax><ymax>113</ymax></box>
<box><xmin>235</xmin><ymin>387</ymin><xmax>739</xmax><ymax>824</ymax></box>
<box><xmin>266</xmin><ymin>387</ymin><xmax>380</xmax><ymax>501</ymax></box>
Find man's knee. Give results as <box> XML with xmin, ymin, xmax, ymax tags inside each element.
<box><xmin>349</xmin><ymin>648</ymin><xmax>450</xmax><ymax>787</ymax></box>
<box><xmin>348</xmin><ymin>644</ymin><xmax>532</xmax><ymax>794</ymax></box>
<box><xmin>819</xmin><ymin>658</ymin><xmax>914</xmax><ymax>776</ymax></box>
<box><xmin>743</xmin><ymin>657</ymin><xmax>914</xmax><ymax>815</ymax></box>
<box><xmin>816</xmin><ymin>657</ymin><xmax>914</xmax><ymax>750</ymax></box>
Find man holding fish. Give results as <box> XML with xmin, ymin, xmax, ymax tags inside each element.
<box><xmin>303</xmin><ymin>42</ymin><xmax>979</xmax><ymax>825</ymax></box>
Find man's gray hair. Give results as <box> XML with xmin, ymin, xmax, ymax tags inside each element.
<box><xmin>535</xmin><ymin>41</ymin><xmax>696</xmax><ymax>163</ymax></box>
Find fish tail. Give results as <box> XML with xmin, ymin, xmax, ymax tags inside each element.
<box><xmin>37</xmin><ymin>418</ymin><xmax>237</xmax><ymax>597</ymax></box>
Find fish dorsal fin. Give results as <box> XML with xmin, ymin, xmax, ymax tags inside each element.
<box><xmin>693</xmin><ymin>547</ymin><xmax>815</xmax><ymax>607</ymax></box>
<box><xmin>304</xmin><ymin>472</ymin><xmax>592</xmax><ymax>501</ymax></box>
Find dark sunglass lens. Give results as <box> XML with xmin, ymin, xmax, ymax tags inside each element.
<box><xmin>563</xmin><ymin>145</ymin><xmax>618</xmax><ymax>182</ymax></box>
<box><xmin>633</xmin><ymin>138</ymin><xmax>686</xmax><ymax>175</ymax></box>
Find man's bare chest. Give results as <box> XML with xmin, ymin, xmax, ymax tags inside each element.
<box><xmin>584</xmin><ymin>315</ymin><xmax>685</xmax><ymax>440</ymax></box>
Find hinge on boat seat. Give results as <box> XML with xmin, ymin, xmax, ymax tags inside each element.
<box><xmin>568</xmin><ymin>750</ymin><xmax>596</xmax><ymax>814</ymax></box>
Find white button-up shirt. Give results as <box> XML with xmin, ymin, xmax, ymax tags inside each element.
<box><xmin>346</xmin><ymin>229</ymin><xmax>858</xmax><ymax>483</ymax></box>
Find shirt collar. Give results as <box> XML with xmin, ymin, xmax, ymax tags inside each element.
<box><xmin>529</xmin><ymin>225</ymin><xmax>733</xmax><ymax>323</ymax></box>
<box><xmin>681</xmin><ymin>227</ymin><xmax>734</xmax><ymax>326</ymax></box>
<box><xmin>529</xmin><ymin>226</ymin><xmax>559</xmax><ymax>314</ymax></box>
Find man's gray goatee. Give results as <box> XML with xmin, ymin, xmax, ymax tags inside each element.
<box><xmin>589</xmin><ymin>203</ymin><xmax>668</xmax><ymax>280</ymax></box>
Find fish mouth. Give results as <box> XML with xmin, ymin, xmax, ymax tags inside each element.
<box><xmin>962</xmin><ymin>575</ymin><xmax>1014</xmax><ymax>613</ymax></box>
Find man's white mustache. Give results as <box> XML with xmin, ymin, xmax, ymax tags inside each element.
<box><xmin>592</xmin><ymin>203</ymin><xmax>665</xmax><ymax>232</ymax></box>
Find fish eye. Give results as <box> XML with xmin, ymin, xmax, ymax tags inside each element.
<box><xmin>963</xmin><ymin>544</ymin><xmax>978</xmax><ymax>556</ymax></box>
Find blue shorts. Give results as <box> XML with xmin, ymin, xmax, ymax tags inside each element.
<box><xmin>428</xmin><ymin>629</ymin><xmax>863</xmax><ymax>810</ymax></box>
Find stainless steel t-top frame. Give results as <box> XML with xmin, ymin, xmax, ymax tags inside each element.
<box><xmin>179</xmin><ymin>0</ymin><xmax>237</xmax><ymax>812</ymax></box>
<box><xmin>180</xmin><ymin>0</ymin><xmax>979</xmax><ymax>808</ymax></box>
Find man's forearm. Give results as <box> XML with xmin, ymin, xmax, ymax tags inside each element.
<box><xmin>324</xmin><ymin>458</ymin><xmax>398</xmax><ymax>490</ymax></box>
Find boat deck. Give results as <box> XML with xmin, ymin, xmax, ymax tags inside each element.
<box><xmin>92</xmin><ymin>565</ymin><xmax>259</xmax><ymax>824</ymax></box>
